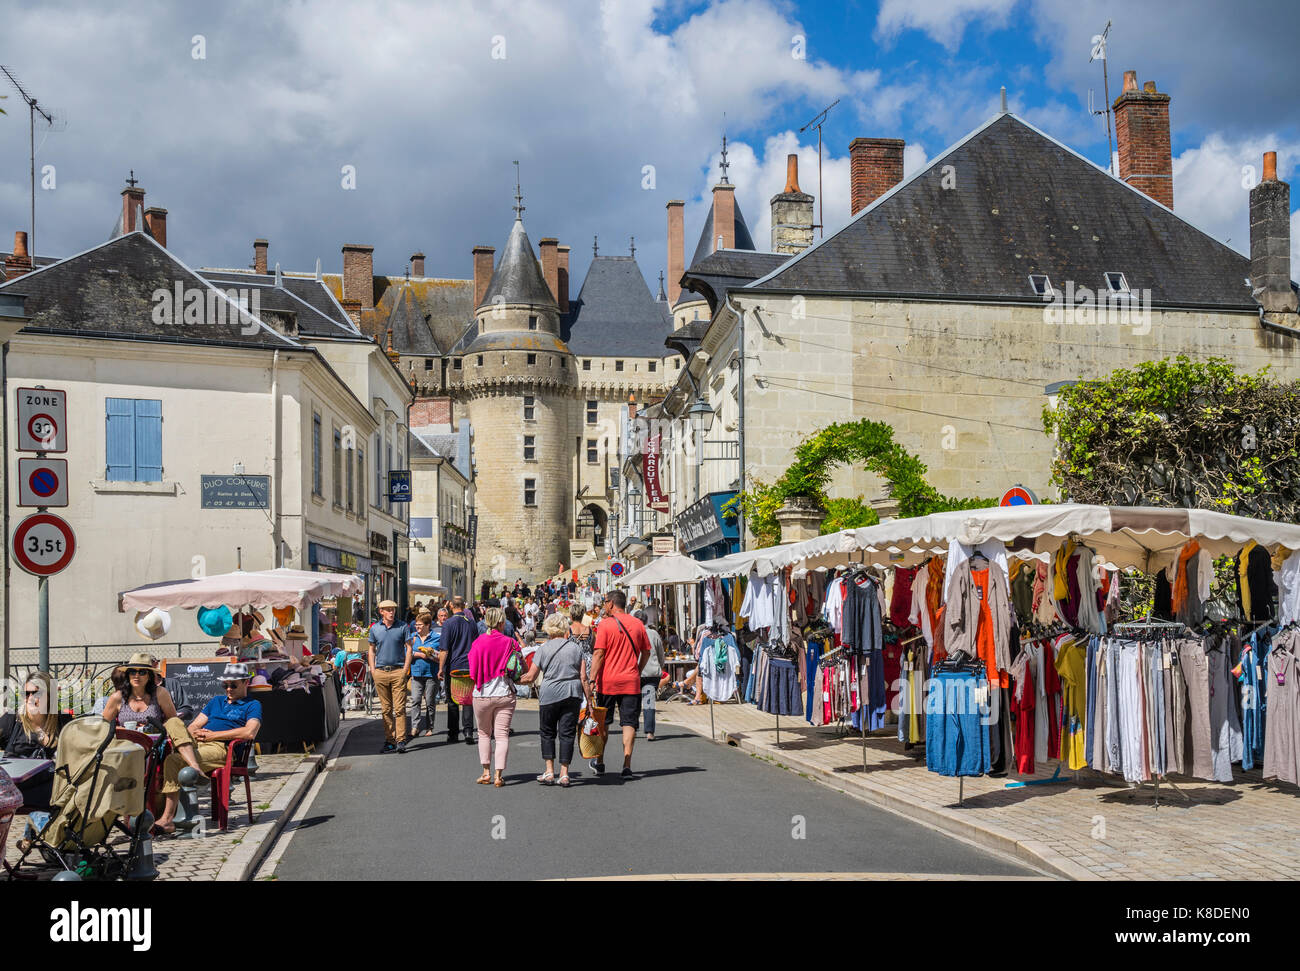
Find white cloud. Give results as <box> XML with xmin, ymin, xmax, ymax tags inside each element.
<box><xmin>874</xmin><ymin>0</ymin><xmax>1018</xmax><ymax>51</ymax></box>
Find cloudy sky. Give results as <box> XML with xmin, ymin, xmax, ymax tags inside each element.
<box><xmin>2</xmin><ymin>0</ymin><xmax>1297</xmax><ymax>289</ymax></box>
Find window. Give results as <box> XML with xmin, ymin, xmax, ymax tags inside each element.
<box><xmin>105</xmin><ymin>398</ymin><xmax>163</xmax><ymax>482</ymax></box>
<box><xmin>615</xmin><ymin>360</ymin><xmax>624</xmax><ymax>372</ymax></box>
<box><xmin>374</xmin><ymin>433</ymin><xmax>382</xmax><ymax>505</ymax></box>
<box><xmin>524</xmin><ymin>435</ymin><xmax>536</xmax><ymax>461</ymax></box>
<box><xmin>358</xmin><ymin>447</ymin><xmax>365</xmax><ymax>510</ymax></box>
<box><xmin>524</xmin><ymin>478</ymin><xmax>537</xmax><ymax>507</ymax></box>
<box><xmin>1104</xmin><ymin>271</ymin><xmax>1130</xmax><ymax>293</ymax></box>
<box><xmin>424</xmin><ymin>358</ymin><xmax>434</xmax><ymax>371</ymax></box>
<box><xmin>648</xmin><ymin>361</ymin><xmax>657</xmax><ymax>372</ymax></box>
<box><xmin>528</xmin><ymin>315</ymin><xmax>538</xmax><ymax>331</ymax></box>
<box><xmin>561</xmin><ymin>358</ymin><xmax>567</xmax><ymax>369</ymax></box>
<box><xmin>386</xmin><ymin>437</ymin><xmax>393</xmax><ymax>512</ymax></box>
<box><xmin>311</xmin><ymin>413</ymin><xmax>322</xmax><ymax>496</ymax></box>
<box><xmin>586</xmin><ymin>400</ymin><xmax>598</xmax><ymax>424</ymax></box>
<box><xmin>583</xmin><ymin>359</ymin><xmax>591</xmax><ymax>371</ymax></box>
<box><xmin>477</xmin><ymin>355</ymin><xmax>483</xmax><ymax>367</ymax></box>
<box><xmin>333</xmin><ymin>428</ymin><xmax>343</xmax><ymax>506</ymax></box>
<box><xmin>523</xmin><ymin>396</ymin><xmax>535</xmax><ymax>421</ymax></box>
<box><xmin>1028</xmin><ymin>274</ymin><xmax>1053</xmax><ymax>297</ymax></box>
<box><xmin>527</xmin><ymin>353</ymin><xmax>536</xmax><ymax>365</ymax></box>
<box><xmin>453</xmin><ymin>358</ymin><xmax>462</xmax><ymax>370</ymax></box>
<box><xmin>346</xmin><ymin>440</ymin><xmax>355</xmax><ymax>512</ymax></box>
<box><xmin>587</xmin><ymin>439</ymin><xmax>598</xmax><ymax>464</ymax></box>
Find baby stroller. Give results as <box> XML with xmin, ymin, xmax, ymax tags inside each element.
<box><xmin>6</xmin><ymin>714</ymin><xmax>161</xmax><ymax>881</ymax></box>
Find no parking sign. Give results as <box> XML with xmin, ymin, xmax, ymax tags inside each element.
<box><xmin>18</xmin><ymin>458</ymin><xmax>68</xmax><ymax>507</ymax></box>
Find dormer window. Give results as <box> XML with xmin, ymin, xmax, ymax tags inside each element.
<box><xmin>1029</xmin><ymin>274</ymin><xmax>1054</xmax><ymax>298</ymax></box>
<box><xmin>1104</xmin><ymin>272</ymin><xmax>1130</xmax><ymax>294</ymax></box>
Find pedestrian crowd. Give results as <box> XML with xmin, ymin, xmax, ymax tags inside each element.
<box><xmin>356</xmin><ymin>583</ymin><xmax>673</xmax><ymax>786</ymax></box>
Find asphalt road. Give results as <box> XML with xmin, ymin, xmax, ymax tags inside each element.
<box><xmin>271</xmin><ymin>704</ymin><xmax>1035</xmax><ymax>880</ymax></box>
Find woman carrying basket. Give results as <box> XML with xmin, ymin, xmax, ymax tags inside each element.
<box><xmin>466</xmin><ymin>607</ymin><xmax>522</xmax><ymax>787</ymax></box>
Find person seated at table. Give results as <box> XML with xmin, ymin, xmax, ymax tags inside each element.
<box><xmin>154</xmin><ymin>663</ymin><xmax>262</xmax><ymax>835</ymax></box>
<box><xmin>0</xmin><ymin>671</ymin><xmax>71</xmax><ymax>810</ymax></box>
<box><xmin>100</xmin><ymin>653</ymin><xmax>204</xmax><ymax>776</ymax></box>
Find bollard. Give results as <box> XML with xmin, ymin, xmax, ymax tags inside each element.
<box><xmin>127</xmin><ymin>809</ymin><xmax>160</xmax><ymax>880</ymax></box>
<box><xmin>172</xmin><ymin>766</ymin><xmax>205</xmax><ymax>837</ymax></box>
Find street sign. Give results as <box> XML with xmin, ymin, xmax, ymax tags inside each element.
<box><xmin>1000</xmin><ymin>485</ymin><xmax>1038</xmax><ymax>507</ymax></box>
<box><xmin>16</xmin><ymin>387</ymin><xmax>67</xmax><ymax>453</ymax></box>
<box><xmin>609</xmin><ymin>561</ymin><xmax>625</xmax><ymax>577</ymax></box>
<box><xmin>18</xmin><ymin>458</ymin><xmax>68</xmax><ymax>507</ymax></box>
<box><xmin>12</xmin><ymin>512</ymin><xmax>76</xmax><ymax>577</ymax></box>
<box><xmin>388</xmin><ymin>470</ymin><xmax>411</xmax><ymax>503</ymax></box>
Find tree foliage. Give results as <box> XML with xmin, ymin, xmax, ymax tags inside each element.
<box><xmin>730</xmin><ymin>419</ymin><xmax>997</xmax><ymax>547</ymax></box>
<box><xmin>1043</xmin><ymin>355</ymin><xmax>1300</xmax><ymax>518</ymax></box>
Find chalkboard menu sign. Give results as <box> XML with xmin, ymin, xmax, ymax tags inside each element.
<box><xmin>161</xmin><ymin>658</ymin><xmax>226</xmax><ymax>715</ymax></box>
<box><xmin>201</xmin><ymin>475</ymin><xmax>270</xmax><ymax>509</ymax></box>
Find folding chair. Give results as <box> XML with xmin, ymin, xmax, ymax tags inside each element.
<box><xmin>209</xmin><ymin>740</ymin><xmax>255</xmax><ymax>832</ymax></box>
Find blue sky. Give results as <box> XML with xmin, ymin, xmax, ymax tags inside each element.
<box><xmin>2</xmin><ymin>0</ymin><xmax>1297</xmax><ymax>288</ymax></box>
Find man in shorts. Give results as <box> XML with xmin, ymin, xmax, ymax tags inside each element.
<box><xmin>588</xmin><ymin>589</ymin><xmax>651</xmax><ymax>778</ymax></box>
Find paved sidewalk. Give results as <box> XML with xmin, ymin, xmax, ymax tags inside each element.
<box><xmin>656</xmin><ymin>702</ymin><xmax>1300</xmax><ymax>880</ymax></box>
<box><xmin>3</xmin><ymin>716</ymin><xmax>362</xmax><ymax>881</ymax></box>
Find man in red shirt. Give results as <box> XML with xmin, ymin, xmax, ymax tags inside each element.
<box><xmin>588</xmin><ymin>589</ymin><xmax>651</xmax><ymax>778</ymax></box>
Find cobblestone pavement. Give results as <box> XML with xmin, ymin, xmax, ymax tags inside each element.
<box><xmin>5</xmin><ymin>752</ymin><xmax>309</xmax><ymax>881</ymax></box>
<box><xmin>656</xmin><ymin>701</ymin><xmax>1300</xmax><ymax>880</ymax></box>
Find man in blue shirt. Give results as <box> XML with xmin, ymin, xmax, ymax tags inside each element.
<box><xmin>155</xmin><ymin>662</ymin><xmax>262</xmax><ymax>834</ymax></box>
<box><xmin>408</xmin><ymin>610</ymin><xmax>441</xmax><ymax>739</ymax></box>
<box><xmin>369</xmin><ymin>599</ymin><xmax>413</xmax><ymax>754</ymax></box>
<box><xmin>438</xmin><ymin>597</ymin><xmax>478</xmax><ymax>744</ymax></box>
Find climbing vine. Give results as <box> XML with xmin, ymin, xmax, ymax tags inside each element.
<box><xmin>1042</xmin><ymin>355</ymin><xmax>1300</xmax><ymax>518</ymax></box>
<box><xmin>729</xmin><ymin>419</ymin><xmax>997</xmax><ymax>547</ymax></box>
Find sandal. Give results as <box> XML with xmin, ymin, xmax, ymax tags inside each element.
<box><xmin>493</xmin><ymin>775</ymin><xmax>506</xmax><ymax>788</ymax></box>
<box><xmin>537</xmin><ymin>772</ymin><xmax>556</xmax><ymax>785</ymax></box>
<box><xmin>558</xmin><ymin>774</ymin><xmax>571</xmax><ymax>787</ymax></box>
<box><xmin>475</xmin><ymin>771</ymin><xmax>491</xmax><ymax>785</ymax></box>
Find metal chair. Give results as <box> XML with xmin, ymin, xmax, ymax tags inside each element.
<box><xmin>209</xmin><ymin>740</ymin><xmax>256</xmax><ymax>832</ymax></box>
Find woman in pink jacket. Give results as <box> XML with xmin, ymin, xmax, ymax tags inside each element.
<box><xmin>467</xmin><ymin>606</ymin><xmax>519</xmax><ymax>787</ymax></box>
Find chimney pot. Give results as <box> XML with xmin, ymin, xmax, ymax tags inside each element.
<box><xmin>1143</xmin><ymin>80</ymin><xmax>1158</xmax><ymax>94</ymax></box>
<box><xmin>1123</xmin><ymin>70</ymin><xmax>1138</xmax><ymax>92</ymax></box>
<box><xmin>4</xmin><ymin>230</ymin><xmax>32</xmax><ymax>280</ymax></box>
<box><xmin>849</xmin><ymin>137</ymin><xmax>905</xmax><ymax>216</ymax></box>
<box><xmin>784</xmin><ymin>154</ymin><xmax>801</xmax><ymax>194</ymax></box>
<box><xmin>1112</xmin><ymin>71</ymin><xmax>1173</xmax><ymax>209</ymax></box>
<box><xmin>1264</xmin><ymin>151</ymin><xmax>1278</xmax><ymax>182</ymax></box>
<box><xmin>254</xmin><ymin>239</ymin><xmax>269</xmax><ymax>275</ymax></box>
<box><xmin>666</xmin><ymin>200</ymin><xmax>685</xmax><ymax>305</ymax></box>
<box><xmin>13</xmin><ymin>231</ymin><xmax>29</xmax><ymax>260</ymax></box>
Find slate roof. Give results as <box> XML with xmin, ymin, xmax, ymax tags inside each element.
<box><xmin>411</xmin><ymin>431</ymin><xmax>459</xmax><ymax>463</ymax></box>
<box><xmin>747</xmin><ymin>113</ymin><xmax>1259</xmax><ymax>309</ymax></box>
<box><xmin>675</xmin><ymin>196</ymin><xmax>758</xmax><ymax>308</ymax></box>
<box><xmin>479</xmin><ymin>218</ymin><xmax>556</xmax><ymax>311</ymax></box>
<box><xmin>461</xmin><ymin>330</ymin><xmax>569</xmax><ymax>355</ymax></box>
<box><xmin>679</xmin><ymin>250</ymin><xmax>790</xmax><ymax>316</ymax></box>
<box><xmin>201</xmin><ymin>271</ymin><xmax>361</xmax><ymax>339</ymax></box>
<box><xmin>665</xmin><ymin>318</ymin><xmax>710</xmax><ymax>359</ymax></box>
<box><xmin>562</xmin><ymin>255</ymin><xmax>674</xmax><ymax>357</ymax></box>
<box><xmin>0</xmin><ymin>232</ymin><xmax>299</xmax><ymax>349</ymax></box>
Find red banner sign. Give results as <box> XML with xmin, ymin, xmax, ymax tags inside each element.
<box><xmin>645</xmin><ymin>431</ymin><xmax>669</xmax><ymax>512</ymax></box>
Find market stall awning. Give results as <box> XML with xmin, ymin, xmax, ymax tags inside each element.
<box><xmin>408</xmin><ymin>577</ymin><xmax>448</xmax><ymax>596</ymax></box>
<box><xmin>621</xmin><ymin>553</ymin><xmax>715</xmax><ymax>586</ymax></box>
<box><xmin>118</xmin><ymin>567</ymin><xmax>362</xmax><ymax>615</ymax></box>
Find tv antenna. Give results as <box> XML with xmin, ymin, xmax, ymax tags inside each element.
<box><xmin>1</xmin><ymin>66</ymin><xmax>67</xmax><ymax>260</ymax></box>
<box><xmin>799</xmin><ymin>98</ymin><xmax>839</xmax><ymax>237</ymax></box>
<box><xmin>1087</xmin><ymin>21</ymin><xmax>1114</xmax><ymax>175</ymax></box>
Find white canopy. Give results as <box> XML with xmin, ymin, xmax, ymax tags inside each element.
<box><xmin>621</xmin><ymin>553</ymin><xmax>715</xmax><ymax>586</ymax></box>
<box><xmin>119</xmin><ymin>567</ymin><xmax>363</xmax><ymax>615</ymax></box>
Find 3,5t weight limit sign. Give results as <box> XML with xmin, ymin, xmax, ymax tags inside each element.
<box><xmin>12</xmin><ymin>513</ymin><xmax>76</xmax><ymax>577</ymax></box>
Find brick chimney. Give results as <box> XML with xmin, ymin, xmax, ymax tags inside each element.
<box><xmin>1251</xmin><ymin>151</ymin><xmax>1298</xmax><ymax>315</ymax></box>
<box><xmin>770</xmin><ymin>154</ymin><xmax>814</xmax><ymax>255</ymax></box>
<box><xmin>539</xmin><ymin>237</ymin><xmax>559</xmax><ymax>304</ymax></box>
<box><xmin>144</xmin><ymin>207</ymin><xmax>168</xmax><ymax>248</ymax></box>
<box><xmin>4</xmin><ymin>231</ymin><xmax>32</xmax><ymax>279</ymax></box>
<box><xmin>557</xmin><ymin>244</ymin><xmax>571</xmax><ymax>313</ymax></box>
<box><xmin>1112</xmin><ymin>70</ymin><xmax>1173</xmax><ymax>209</ymax></box>
<box><xmin>473</xmin><ymin>245</ymin><xmax>495</xmax><ymax>309</ymax></box>
<box><xmin>121</xmin><ymin>181</ymin><xmax>146</xmax><ymax>233</ymax></box>
<box><xmin>254</xmin><ymin>239</ymin><xmax>269</xmax><ymax>275</ymax></box>
<box><xmin>342</xmin><ymin>244</ymin><xmax>374</xmax><ymax>310</ymax></box>
<box><xmin>849</xmin><ymin>138</ymin><xmax>905</xmax><ymax>216</ymax></box>
<box><xmin>410</xmin><ymin>252</ymin><xmax>425</xmax><ymax>277</ymax></box>
<box><xmin>711</xmin><ymin>184</ymin><xmax>735</xmax><ymax>251</ymax></box>
<box><xmin>666</xmin><ymin>200</ymin><xmax>684</xmax><ymax>303</ymax></box>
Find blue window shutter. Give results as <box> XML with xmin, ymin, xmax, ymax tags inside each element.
<box><xmin>134</xmin><ymin>399</ymin><xmax>163</xmax><ymax>482</ymax></box>
<box><xmin>106</xmin><ymin>398</ymin><xmax>136</xmax><ymax>481</ymax></box>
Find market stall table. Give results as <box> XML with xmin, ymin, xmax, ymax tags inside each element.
<box><xmin>0</xmin><ymin>758</ymin><xmax>53</xmax><ymax>787</ymax></box>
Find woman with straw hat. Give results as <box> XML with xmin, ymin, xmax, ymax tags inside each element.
<box><xmin>467</xmin><ymin>606</ymin><xmax>521</xmax><ymax>787</ymax></box>
<box><xmin>101</xmin><ymin>653</ymin><xmax>205</xmax><ymax>777</ymax></box>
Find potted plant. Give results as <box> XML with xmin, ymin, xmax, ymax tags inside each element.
<box><xmin>339</xmin><ymin>622</ymin><xmax>370</xmax><ymax>655</ymax></box>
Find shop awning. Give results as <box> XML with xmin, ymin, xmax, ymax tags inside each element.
<box><xmin>118</xmin><ymin>567</ymin><xmax>363</xmax><ymax>614</ymax></box>
<box><xmin>621</xmin><ymin>553</ymin><xmax>715</xmax><ymax>586</ymax></box>
<box><xmin>408</xmin><ymin>577</ymin><xmax>448</xmax><ymax>596</ymax></box>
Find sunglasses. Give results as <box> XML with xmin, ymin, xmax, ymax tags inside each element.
<box><xmin>126</xmin><ymin>668</ymin><xmax>151</xmax><ymax>676</ymax></box>
<box><xmin>24</xmin><ymin>689</ymin><xmax>40</xmax><ymax>697</ymax></box>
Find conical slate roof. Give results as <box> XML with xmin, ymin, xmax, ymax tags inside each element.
<box><xmin>675</xmin><ymin>197</ymin><xmax>757</xmax><ymax>308</ymax></box>
<box><xmin>563</xmin><ymin>255</ymin><xmax>672</xmax><ymax>356</ymax></box>
<box><xmin>478</xmin><ymin>218</ymin><xmax>557</xmax><ymax>311</ymax></box>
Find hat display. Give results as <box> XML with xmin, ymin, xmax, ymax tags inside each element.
<box><xmin>198</xmin><ymin>605</ymin><xmax>234</xmax><ymax>637</ymax></box>
<box><xmin>134</xmin><ymin>608</ymin><xmax>172</xmax><ymax>641</ymax></box>
<box><xmin>218</xmin><ymin>662</ymin><xmax>252</xmax><ymax>682</ymax></box>
<box><xmin>248</xmin><ymin>674</ymin><xmax>272</xmax><ymax>692</ymax></box>
<box><xmin>272</xmin><ymin>605</ymin><xmax>295</xmax><ymax>627</ymax></box>
<box><xmin>285</xmin><ymin>624</ymin><xmax>308</xmax><ymax>640</ymax></box>
<box><xmin>377</xmin><ymin>599</ymin><xmax>398</xmax><ymax>609</ymax></box>
<box><xmin>119</xmin><ymin>652</ymin><xmax>161</xmax><ymax>675</ymax></box>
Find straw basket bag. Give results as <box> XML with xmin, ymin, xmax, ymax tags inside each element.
<box><xmin>577</xmin><ymin>704</ymin><xmax>608</xmax><ymax>760</ymax></box>
<box><xmin>449</xmin><ymin>671</ymin><xmax>474</xmax><ymax>706</ymax></box>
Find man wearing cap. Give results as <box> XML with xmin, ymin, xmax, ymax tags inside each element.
<box><xmin>154</xmin><ymin>662</ymin><xmax>261</xmax><ymax>834</ymax></box>
<box><xmin>370</xmin><ymin>599</ymin><xmax>414</xmax><ymax>754</ymax></box>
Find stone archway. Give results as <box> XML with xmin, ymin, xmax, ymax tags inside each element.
<box><xmin>576</xmin><ymin>503</ymin><xmax>608</xmax><ymax>551</ymax></box>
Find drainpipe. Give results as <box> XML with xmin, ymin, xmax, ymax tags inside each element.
<box><xmin>722</xmin><ymin>291</ymin><xmax>745</xmax><ymax>549</ymax></box>
<box><xmin>271</xmin><ymin>350</ymin><xmax>282</xmax><ymax>567</ymax></box>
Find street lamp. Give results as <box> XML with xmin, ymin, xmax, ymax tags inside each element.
<box><xmin>686</xmin><ymin>396</ymin><xmax>715</xmax><ymax>503</ymax></box>
<box><xmin>627</xmin><ymin>483</ymin><xmax>642</xmax><ymax>537</ymax></box>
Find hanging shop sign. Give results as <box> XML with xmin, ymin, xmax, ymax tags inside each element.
<box><xmin>677</xmin><ymin>495</ymin><xmax>724</xmax><ymax>553</ymax></box>
<box><xmin>644</xmin><ymin>432</ymin><xmax>669</xmax><ymax>512</ymax></box>
<box><xmin>652</xmin><ymin>535</ymin><xmax>676</xmax><ymax>556</ymax></box>
<box><xmin>388</xmin><ymin>470</ymin><xmax>411</xmax><ymax>503</ymax></box>
<box><xmin>201</xmin><ymin>474</ymin><xmax>270</xmax><ymax>509</ymax></box>
<box><xmin>467</xmin><ymin>514</ymin><xmax>478</xmax><ymax>550</ymax></box>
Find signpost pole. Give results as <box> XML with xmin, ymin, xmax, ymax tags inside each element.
<box><xmin>38</xmin><ymin>574</ymin><xmax>48</xmax><ymax>673</ymax></box>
